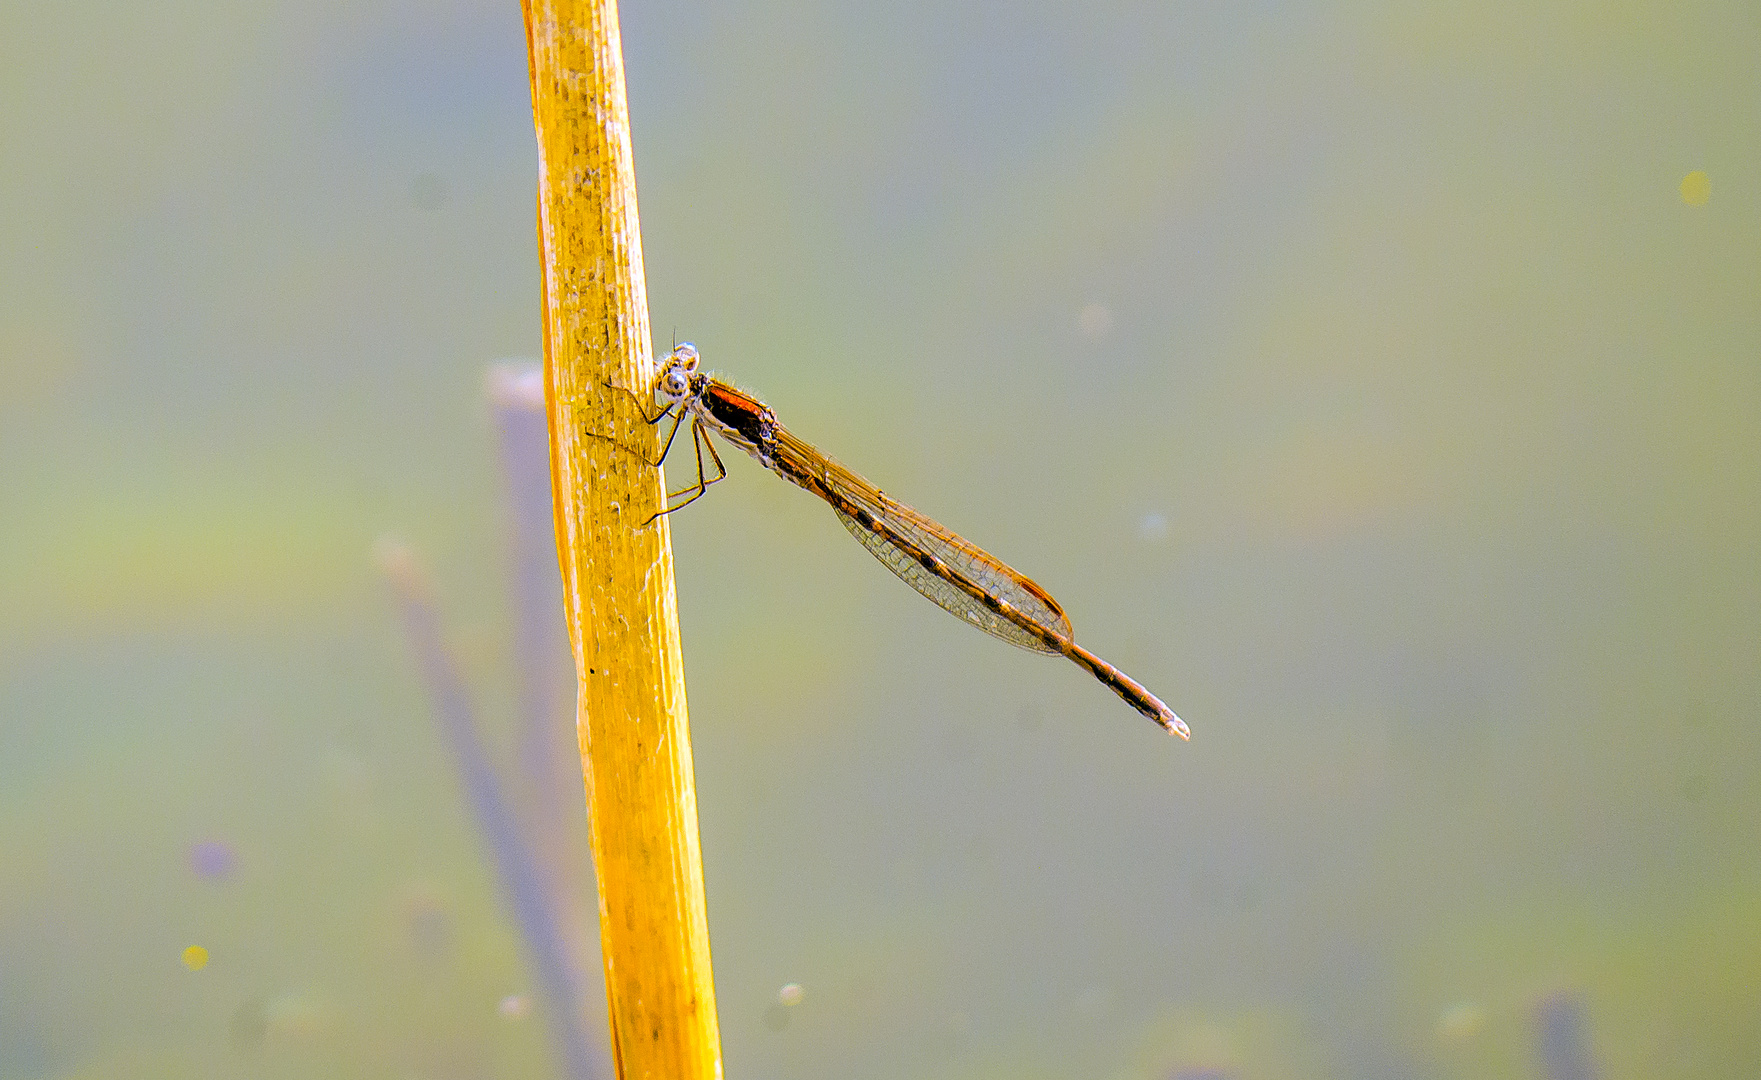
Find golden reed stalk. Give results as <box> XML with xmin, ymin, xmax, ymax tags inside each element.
<box><xmin>522</xmin><ymin>1</ymin><xmax>723</xmax><ymax>1076</ymax></box>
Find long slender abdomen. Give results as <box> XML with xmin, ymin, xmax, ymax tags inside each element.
<box><xmin>1061</xmin><ymin>642</ymin><xmax>1189</xmax><ymax>739</ymax></box>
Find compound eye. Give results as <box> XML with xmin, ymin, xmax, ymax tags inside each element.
<box><xmin>674</xmin><ymin>342</ymin><xmax>700</xmax><ymax>371</ymax></box>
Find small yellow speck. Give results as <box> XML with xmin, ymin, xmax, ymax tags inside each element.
<box><xmin>1680</xmin><ymin>171</ymin><xmax>1710</xmax><ymax>206</ymax></box>
<box><xmin>1436</xmin><ymin>1000</ymin><xmax>1485</xmax><ymax>1044</ymax></box>
<box><xmin>182</xmin><ymin>945</ymin><xmax>209</xmax><ymax>970</ymax></box>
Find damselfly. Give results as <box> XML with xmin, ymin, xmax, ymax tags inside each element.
<box><xmin>611</xmin><ymin>343</ymin><xmax>1188</xmax><ymax>739</ymax></box>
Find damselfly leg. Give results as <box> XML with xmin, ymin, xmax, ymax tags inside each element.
<box><xmin>648</xmin><ymin>419</ymin><xmax>728</xmax><ymax>523</ymax></box>
<box><xmin>583</xmin><ymin>378</ymin><xmax>685</xmax><ymax>466</ymax></box>
<box><xmin>580</xmin><ymin>370</ymin><xmax>728</xmax><ymax>525</ymax></box>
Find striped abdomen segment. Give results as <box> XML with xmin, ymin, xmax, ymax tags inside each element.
<box><xmin>782</xmin><ymin>456</ymin><xmax>1187</xmax><ymax>739</ymax></box>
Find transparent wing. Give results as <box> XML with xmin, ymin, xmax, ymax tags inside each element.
<box><xmin>771</xmin><ymin>427</ymin><xmax>1073</xmax><ymax>653</ymax></box>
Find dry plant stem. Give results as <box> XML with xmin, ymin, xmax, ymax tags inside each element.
<box><xmin>523</xmin><ymin>2</ymin><xmax>724</xmax><ymax>1078</ymax></box>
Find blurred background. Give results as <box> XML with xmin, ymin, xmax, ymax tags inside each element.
<box><xmin>2</xmin><ymin>1</ymin><xmax>1757</xmax><ymax>1078</ymax></box>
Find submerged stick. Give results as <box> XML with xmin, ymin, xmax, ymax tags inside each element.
<box><xmin>489</xmin><ymin>363</ymin><xmax>608</xmax><ymax>1070</ymax></box>
<box><xmin>378</xmin><ymin>541</ymin><xmax>602</xmax><ymax>1080</ymax></box>
<box><xmin>488</xmin><ymin>365</ymin><xmax>593</xmax><ymax>911</ymax></box>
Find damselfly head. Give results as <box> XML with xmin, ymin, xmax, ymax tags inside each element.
<box><xmin>656</xmin><ymin>342</ymin><xmax>700</xmax><ymax>401</ymax></box>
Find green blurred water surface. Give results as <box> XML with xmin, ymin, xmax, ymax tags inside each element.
<box><xmin>2</xmin><ymin>2</ymin><xmax>1758</xmax><ymax>1078</ymax></box>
